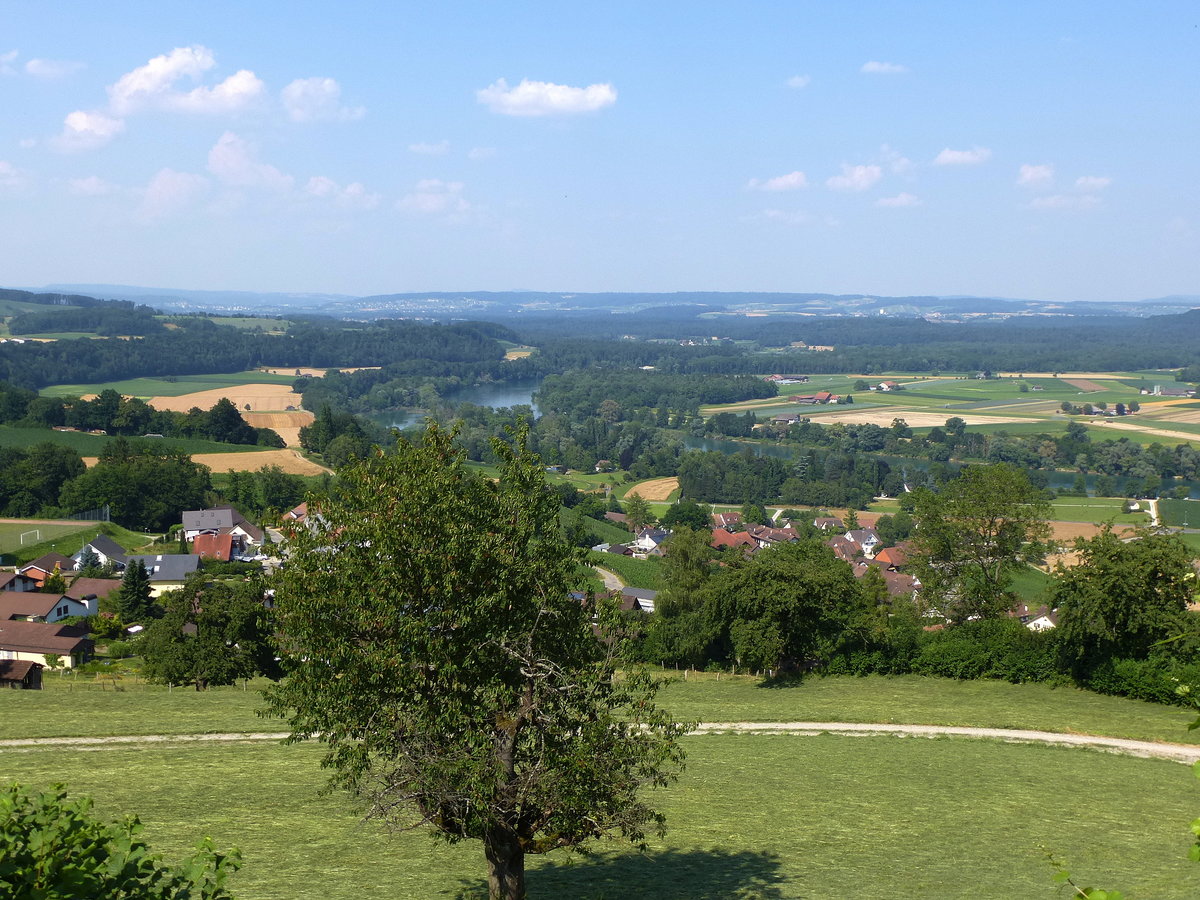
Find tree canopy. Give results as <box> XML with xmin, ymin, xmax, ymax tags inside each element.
<box><xmin>263</xmin><ymin>424</ymin><xmax>688</xmax><ymax>900</ymax></box>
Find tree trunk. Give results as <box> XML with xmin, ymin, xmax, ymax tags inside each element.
<box><xmin>484</xmin><ymin>831</ymin><xmax>525</xmax><ymax>900</ymax></box>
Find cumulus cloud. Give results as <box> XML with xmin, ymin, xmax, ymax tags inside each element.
<box><xmin>25</xmin><ymin>58</ymin><xmax>84</xmax><ymax>78</ymax></box>
<box><xmin>879</xmin><ymin>144</ymin><xmax>913</xmax><ymax>174</ymax></box>
<box><xmin>747</xmin><ymin>170</ymin><xmax>808</xmax><ymax>192</ymax></box>
<box><xmin>876</xmin><ymin>192</ymin><xmax>921</xmax><ymax>207</ymax></box>
<box><xmin>1017</xmin><ymin>164</ymin><xmax>1054</xmax><ymax>186</ymax></box>
<box><xmin>1030</xmin><ymin>193</ymin><xmax>1101</xmax><ymax>211</ymax></box>
<box><xmin>1</xmin><ymin>50</ymin><xmax>17</xmax><ymax>76</ymax></box>
<box><xmin>786</xmin><ymin>74</ymin><xmax>811</xmax><ymax>89</ymax></box>
<box><xmin>825</xmin><ymin>163</ymin><xmax>882</xmax><ymax>192</ymax></box>
<box><xmin>282</xmin><ymin>77</ymin><xmax>364</xmax><ymax>123</ymax></box>
<box><xmin>409</xmin><ymin>140</ymin><xmax>450</xmax><ymax>156</ymax></box>
<box><xmin>138</xmin><ymin>168</ymin><xmax>208</xmax><ymax>220</ymax></box>
<box><xmin>107</xmin><ymin>45</ymin><xmax>262</xmax><ymax>115</ymax></box>
<box><xmin>1075</xmin><ymin>175</ymin><xmax>1111</xmax><ymax>191</ymax></box>
<box><xmin>0</xmin><ymin>161</ymin><xmax>23</xmax><ymax>188</ymax></box>
<box><xmin>861</xmin><ymin>61</ymin><xmax>908</xmax><ymax>75</ymax></box>
<box><xmin>67</xmin><ymin>175</ymin><xmax>115</xmax><ymax>196</ymax></box>
<box><xmin>52</xmin><ymin>109</ymin><xmax>125</xmax><ymax>152</ymax></box>
<box><xmin>933</xmin><ymin>146</ymin><xmax>992</xmax><ymax>166</ymax></box>
<box><xmin>304</xmin><ymin>175</ymin><xmax>380</xmax><ymax>210</ymax></box>
<box><xmin>206</xmin><ymin>131</ymin><xmax>293</xmax><ymax>191</ymax></box>
<box><xmin>467</xmin><ymin>146</ymin><xmax>496</xmax><ymax>161</ymax></box>
<box><xmin>476</xmin><ymin>78</ymin><xmax>617</xmax><ymax>116</ymax></box>
<box><xmin>398</xmin><ymin>179</ymin><xmax>469</xmax><ymax>214</ymax></box>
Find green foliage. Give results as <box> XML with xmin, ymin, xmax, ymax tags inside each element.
<box><xmin>141</xmin><ymin>575</ymin><xmax>278</xmax><ymax>691</ymax></box>
<box><xmin>0</xmin><ymin>782</ymin><xmax>240</xmax><ymax>899</ymax></box>
<box><xmin>623</xmin><ymin>491</ymin><xmax>655</xmax><ymax>530</ymax></box>
<box><xmin>264</xmin><ymin>423</ymin><xmax>688</xmax><ymax>899</ymax></box>
<box><xmin>910</xmin><ymin>464</ymin><xmax>1052</xmax><ymax>622</ymax></box>
<box><xmin>116</xmin><ymin>560</ymin><xmax>155</xmax><ymax>623</ymax></box>
<box><xmin>659</xmin><ymin>499</ymin><xmax>711</xmax><ymax>530</ymax></box>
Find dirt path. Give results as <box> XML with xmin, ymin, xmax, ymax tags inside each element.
<box><xmin>4</xmin><ymin>723</ymin><xmax>1198</xmax><ymax>763</ymax></box>
<box><xmin>593</xmin><ymin>566</ymin><xmax>624</xmax><ymax>591</ymax></box>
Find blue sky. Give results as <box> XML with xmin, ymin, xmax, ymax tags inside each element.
<box><xmin>1</xmin><ymin>1</ymin><xmax>1197</xmax><ymax>301</ymax></box>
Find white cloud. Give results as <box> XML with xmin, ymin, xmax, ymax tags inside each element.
<box><xmin>168</xmin><ymin>69</ymin><xmax>265</xmax><ymax>114</ymax></box>
<box><xmin>399</xmin><ymin>179</ymin><xmax>469</xmax><ymax>214</ymax></box>
<box><xmin>206</xmin><ymin>132</ymin><xmax>293</xmax><ymax>191</ymax></box>
<box><xmin>138</xmin><ymin>168</ymin><xmax>208</xmax><ymax>220</ymax></box>
<box><xmin>304</xmin><ymin>176</ymin><xmax>380</xmax><ymax>210</ymax></box>
<box><xmin>25</xmin><ymin>58</ymin><xmax>85</xmax><ymax>78</ymax></box>
<box><xmin>1</xmin><ymin>50</ymin><xmax>17</xmax><ymax>76</ymax></box>
<box><xmin>825</xmin><ymin>163</ymin><xmax>882</xmax><ymax>192</ymax></box>
<box><xmin>879</xmin><ymin>144</ymin><xmax>913</xmax><ymax>174</ymax></box>
<box><xmin>67</xmin><ymin>175</ymin><xmax>115</xmax><ymax>196</ymax></box>
<box><xmin>52</xmin><ymin>109</ymin><xmax>125</xmax><ymax>151</ymax></box>
<box><xmin>1030</xmin><ymin>193</ymin><xmax>1101</xmax><ymax>211</ymax></box>
<box><xmin>467</xmin><ymin>146</ymin><xmax>496</xmax><ymax>161</ymax></box>
<box><xmin>933</xmin><ymin>146</ymin><xmax>992</xmax><ymax>166</ymax></box>
<box><xmin>861</xmin><ymin>61</ymin><xmax>908</xmax><ymax>75</ymax></box>
<box><xmin>282</xmin><ymin>77</ymin><xmax>364</xmax><ymax>123</ymax></box>
<box><xmin>409</xmin><ymin>140</ymin><xmax>450</xmax><ymax>156</ymax></box>
<box><xmin>476</xmin><ymin>78</ymin><xmax>617</xmax><ymax>117</ymax></box>
<box><xmin>1017</xmin><ymin>164</ymin><xmax>1054</xmax><ymax>186</ymax></box>
<box><xmin>0</xmin><ymin>161</ymin><xmax>23</xmax><ymax>188</ymax></box>
<box><xmin>786</xmin><ymin>74</ymin><xmax>811</xmax><ymax>89</ymax></box>
<box><xmin>876</xmin><ymin>192</ymin><xmax>921</xmax><ymax>207</ymax></box>
<box><xmin>108</xmin><ymin>45</ymin><xmax>214</xmax><ymax>115</ymax></box>
<box><xmin>1075</xmin><ymin>175</ymin><xmax>1111</xmax><ymax>191</ymax></box>
<box><xmin>748</xmin><ymin>170</ymin><xmax>808</xmax><ymax>192</ymax></box>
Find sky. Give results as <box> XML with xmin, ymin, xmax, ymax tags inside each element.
<box><xmin>1</xmin><ymin>1</ymin><xmax>1197</xmax><ymax>301</ymax></box>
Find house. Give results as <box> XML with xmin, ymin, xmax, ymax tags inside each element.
<box><xmin>1013</xmin><ymin>603</ymin><xmax>1058</xmax><ymax>631</ymax></box>
<box><xmin>813</xmin><ymin>517</ymin><xmax>844</xmax><ymax>531</ymax></box>
<box><xmin>826</xmin><ymin>535</ymin><xmax>862</xmax><ymax>563</ymax></box>
<box><xmin>844</xmin><ymin>529</ymin><xmax>881</xmax><ymax>558</ymax></box>
<box><xmin>0</xmin><ymin>591</ymin><xmax>94</xmax><ymax>622</ymax></box>
<box><xmin>0</xmin><ymin>659</ymin><xmax>43</xmax><ymax>689</ymax></box>
<box><xmin>711</xmin><ymin>511</ymin><xmax>743</xmax><ymax>530</ymax></box>
<box><xmin>181</xmin><ymin>507</ymin><xmax>264</xmax><ymax>548</ymax></box>
<box><xmin>745</xmin><ymin>524</ymin><xmax>800</xmax><ymax>548</ymax></box>
<box><xmin>1153</xmin><ymin>385</ymin><xmax>1195</xmax><ymax>397</ymax></box>
<box><xmin>632</xmin><ymin>528</ymin><xmax>671</xmax><ymax>557</ymax></box>
<box><xmin>710</xmin><ymin>530</ymin><xmax>758</xmax><ymax>552</ymax></box>
<box><xmin>878</xmin><ymin>381</ymin><xmax>900</xmax><ymax>392</ymax></box>
<box><xmin>122</xmin><ymin>554</ymin><xmax>201</xmax><ymax>595</ymax></box>
<box><xmin>594</xmin><ymin>460</ymin><xmax>614</xmax><ymax>473</ymax></box>
<box><xmin>0</xmin><ymin>619</ymin><xmax>93</xmax><ymax>669</ymax></box>
<box><xmin>192</xmin><ymin>532</ymin><xmax>234</xmax><ymax>562</ymax></box>
<box><xmin>771</xmin><ymin>413</ymin><xmax>804</xmax><ymax>426</ymax></box>
<box><xmin>0</xmin><ymin>572</ymin><xmax>40</xmax><ymax>593</ymax></box>
<box><xmin>618</xmin><ymin>587</ymin><xmax>658</xmax><ymax>613</ymax></box>
<box><xmin>282</xmin><ymin>501</ymin><xmax>308</xmax><ymax>523</ymax></box>
<box><xmin>852</xmin><ymin>562</ymin><xmax>921</xmax><ymax>600</ymax></box>
<box><xmin>18</xmin><ymin>553</ymin><xmax>75</xmax><ymax>587</ymax></box>
<box><xmin>71</xmin><ymin>534</ymin><xmax>128</xmax><ymax>571</ymax></box>
<box><xmin>67</xmin><ymin>577</ymin><xmax>123</xmax><ymax>611</ymax></box>
<box><xmin>873</xmin><ymin>546</ymin><xmax>908</xmax><ymax>570</ymax></box>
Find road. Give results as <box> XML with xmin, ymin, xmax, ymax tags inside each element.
<box><xmin>593</xmin><ymin>565</ymin><xmax>624</xmax><ymax>591</ymax></box>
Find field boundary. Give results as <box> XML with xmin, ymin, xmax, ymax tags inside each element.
<box><xmin>4</xmin><ymin>722</ymin><xmax>1198</xmax><ymax>763</ymax></box>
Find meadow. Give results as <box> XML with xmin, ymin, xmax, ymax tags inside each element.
<box><xmin>0</xmin><ymin>424</ymin><xmax>270</xmax><ymax>456</ymax></box>
<box><xmin>40</xmin><ymin>370</ymin><xmax>298</xmax><ymax>399</ymax></box>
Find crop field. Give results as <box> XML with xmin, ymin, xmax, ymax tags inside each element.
<box><xmin>242</xmin><ymin>410</ymin><xmax>314</xmax><ymax>446</ymax></box>
<box><xmin>586</xmin><ymin>550</ymin><xmax>662</xmax><ymax>589</ymax></box>
<box><xmin>3</xmin><ymin>686</ymin><xmax>1200</xmax><ymax>897</ymax></box>
<box><xmin>0</xmin><ymin>425</ymin><xmax>265</xmax><ymax>456</ymax></box>
<box><xmin>624</xmin><ymin>476</ymin><xmax>679</xmax><ymax>501</ymax></box>
<box><xmin>41</xmin><ymin>371</ymin><xmax>298</xmax><ymax>399</ymax></box>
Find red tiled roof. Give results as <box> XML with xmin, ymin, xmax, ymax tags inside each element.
<box><xmin>193</xmin><ymin>533</ymin><xmax>234</xmax><ymax>561</ymax></box>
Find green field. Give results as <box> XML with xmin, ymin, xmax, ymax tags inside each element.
<box><xmin>3</xmin><ymin>733</ymin><xmax>1198</xmax><ymax>897</ymax></box>
<box><xmin>0</xmin><ymin>519</ymin><xmax>154</xmax><ymax>563</ymax></box>
<box><xmin>40</xmin><ymin>370</ymin><xmax>298</xmax><ymax>399</ymax></box>
<box><xmin>0</xmin><ymin>520</ymin><xmax>95</xmax><ymax>555</ymax></box>
<box><xmin>1159</xmin><ymin>500</ymin><xmax>1200</xmax><ymax>528</ymax></box>
<box><xmin>587</xmin><ymin>550</ymin><xmax>663</xmax><ymax>589</ymax></box>
<box><xmin>1050</xmin><ymin>497</ymin><xmax>1151</xmax><ymax>525</ymax></box>
<box><xmin>0</xmin><ymin>424</ymin><xmax>269</xmax><ymax>456</ymax></box>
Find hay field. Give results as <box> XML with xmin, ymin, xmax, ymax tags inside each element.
<box><xmin>147</xmin><ymin>383</ymin><xmax>303</xmax><ymax>413</ymax></box>
<box><xmin>81</xmin><ymin>449</ymin><xmax>330</xmax><ymax>475</ymax></box>
<box><xmin>1086</xmin><ymin>420</ymin><xmax>1200</xmax><ymax>442</ymax></box>
<box><xmin>627</xmin><ymin>476</ymin><xmax>679</xmax><ymax>501</ymax></box>
<box><xmin>260</xmin><ymin>367</ymin><xmax>329</xmax><ymax>377</ymax></box>
<box><xmin>243</xmin><ymin>411</ymin><xmax>314</xmax><ymax>447</ymax></box>
<box><xmin>802</xmin><ymin>409</ymin><xmax>1038</xmax><ymax>427</ymax></box>
<box><xmin>1063</xmin><ymin>378</ymin><xmax>1108</xmax><ymax>392</ymax></box>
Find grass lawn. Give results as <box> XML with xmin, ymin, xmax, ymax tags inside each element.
<box><xmin>1159</xmin><ymin>500</ymin><xmax>1200</xmax><ymax>528</ymax></box>
<box><xmin>0</xmin><ymin>520</ymin><xmax>94</xmax><ymax>555</ymax></box>
<box><xmin>2</xmin><ymin>736</ymin><xmax>1198</xmax><ymax>898</ymax></box>
<box><xmin>40</xmin><ymin>370</ymin><xmax>298</xmax><ymax>399</ymax></box>
<box><xmin>1</xmin><ymin>520</ymin><xmax>154</xmax><ymax>563</ymax></box>
<box><xmin>1050</xmin><ymin>497</ymin><xmax>1150</xmax><ymax>525</ymax></box>
<box><xmin>1009</xmin><ymin>565</ymin><xmax>1051</xmax><ymax>605</ymax></box>
<box><xmin>7</xmin><ymin>673</ymin><xmax>1200</xmax><ymax>746</ymax></box>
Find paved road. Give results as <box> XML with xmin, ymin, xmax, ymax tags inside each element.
<box><xmin>592</xmin><ymin>565</ymin><xmax>624</xmax><ymax>591</ymax></box>
<box><xmin>4</xmin><ymin>723</ymin><xmax>1198</xmax><ymax>763</ymax></box>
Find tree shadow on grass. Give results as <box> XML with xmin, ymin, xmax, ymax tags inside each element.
<box><xmin>755</xmin><ymin>672</ymin><xmax>809</xmax><ymax>690</ymax></box>
<box><xmin>454</xmin><ymin>847</ymin><xmax>790</xmax><ymax>899</ymax></box>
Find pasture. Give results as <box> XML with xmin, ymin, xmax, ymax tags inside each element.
<box><xmin>40</xmin><ymin>371</ymin><xmax>298</xmax><ymax>399</ymax></box>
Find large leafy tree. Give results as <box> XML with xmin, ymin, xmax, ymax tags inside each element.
<box><xmin>141</xmin><ymin>575</ymin><xmax>278</xmax><ymax>690</ymax></box>
<box><xmin>1053</xmin><ymin>527</ymin><xmax>1196</xmax><ymax>677</ymax></box>
<box><xmin>264</xmin><ymin>425</ymin><xmax>687</xmax><ymax>900</ymax></box>
<box><xmin>910</xmin><ymin>464</ymin><xmax>1052</xmax><ymax>623</ymax></box>
<box><xmin>0</xmin><ymin>783</ymin><xmax>239</xmax><ymax>899</ymax></box>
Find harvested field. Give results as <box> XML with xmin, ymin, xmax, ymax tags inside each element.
<box><xmin>1063</xmin><ymin>378</ymin><xmax>1107</xmax><ymax>392</ymax></box>
<box><xmin>82</xmin><ymin>449</ymin><xmax>330</xmax><ymax>475</ymax></box>
<box><xmin>243</xmin><ymin>411</ymin><xmax>314</xmax><ymax>447</ymax></box>
<box><xmin>628</xmin><ymin>476</ymin><xmax>678</xmax><ymax>501</ymax></box>
<box><xmin>1148</xmin><ymin>408</ymin><xmax>1200</xmax><ymax>425</ymax></box>
<box><xmin>1086</xmin><ymin>420</ymin><xmax>1200</xmax><ymax>442</ymax></box>
<box><xmin>503</xmin><ymin>349</ymin><xmax>534</xmax><ymax>360</ymax></box>
<box><xmin>802</xmin><ymin>409</ymin><xmax>1038</xmax><ymax>427</ymax></box>
<box><xmin>147</xmin><ymin>383</ymin><xmax>303</xmax><ymax>413</ymax></box>
<box><xmin>998</xmin><ymin>372</ymin><xmax>1127</xmax><ymax>380</ymax></box>
<box><xmin>1048</xmin><ymin>521</ymin><xmax>1137</xmax><ymax>543</ymax></box>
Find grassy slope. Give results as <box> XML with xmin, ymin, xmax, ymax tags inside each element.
<box><xmin>587</xmin><ymin>550</ymin><xmax>663</xmax><ymax>589</ymax></box>
<box><xmin>3</xmin><ymin>520</ymin><xmax>154</xmax><ymax>563</ymax></box>
<box><xmin>0</xmin><ymin>424</ymin><xmax>271</xmax><ymax>456</ymax></box>
<box><xmin>2</xmin><ymin>736</ymin><xmax>1197</xmax><ymax>898</ymax></box>
<box><xmin>40</xmin><ymin>370</ymin><xmax>297</xmax><ymax>399</ymax></box>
